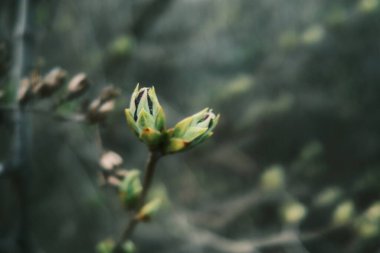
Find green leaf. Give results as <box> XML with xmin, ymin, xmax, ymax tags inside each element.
<box><xmin>173</xmin><ymin>116</ymin><xmax>193</xmax><ymax>137</ymax></box>
<box><xmin>122</xmin><ymin>240</ymin><xmax>136</xmax><ymax>253</ymax></box>
<box><xmin>124</xmin><ymin>109</ymin><xmax>139</xmax><ymax>136</ymax></box>
<box><xmin>164</xmin><ymin>137</ymin><xmax>188</xmax><ymax>154</ymax></box>
<box><xmin>96</xmin><ymin>239</ymin><xmax>115</xmax><ymax>253</ymax></box>
<box><xmin>155</xmin><ymin>106</ymin><xmax>166</xmax><ymax>131</ymax></box>
<box><xmin>136</xmin><ymin>198</ymin><xmax>162</xmax><ymax>221</ymax></box>
<box><xmin>136</xmin><ymin>108</ymin><xmax>154</xmax><ymax>131</ymax></box>
<box><xmin>182</xmin><ymin>127</ymin><xmax>208</xmax><ymax>142</ymax></box>
<box><xmin>119</xmin><ymin>170</ymin><xmax>142</xmax><ymax>209</ymax></box>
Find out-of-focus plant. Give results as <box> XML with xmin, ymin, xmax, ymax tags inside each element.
<box><xmin>98</xmin><ymin>84</ymin><xmax>219</xmax><ymax>253</ymax></box>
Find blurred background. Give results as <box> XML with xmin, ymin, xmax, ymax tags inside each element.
<box><xmin>1</xmin><ymin>0</ymin><xmax>380</xmax><ymax>252</ymax></box>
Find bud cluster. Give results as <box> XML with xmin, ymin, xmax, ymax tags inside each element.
<box><xmin>125</xmin><ymin>84</ymin><xmax>219</xmax><ymax>154</ymax></box>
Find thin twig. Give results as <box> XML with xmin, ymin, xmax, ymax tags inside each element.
<box><xmin>113</xmin><ymin>151</ymin><xmax>161</xmax><ymax>252</ymax></box>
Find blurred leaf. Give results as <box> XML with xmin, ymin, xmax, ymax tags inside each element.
<box><xmin>281</xmin><ymin>201</ymin><xmax>307</xmax><ymax>224</ymax></box>
<box><xmin>238</xmin><ymin>94</ymin><xmax>294</xmax><ymax>129</ymax></box>
<box><xmin>278</xmin><ymin>30</ymin><xmax>299</xmax><ymax>49</ymax></box>
<box><xmin>314</xmin><ymin>187</ymin><xmax>342</xmax><ymax>207</ymax></box>
<box><xmin>215</xmin><ymin>75</ymin><xmax>255</xmax><ymax>103</ymax></box>
<box><xmin>136</xmin><ymin>198</ymin><xmax>162</xmax><ymax>221</ymax></box>
<box><xmin>119</xmin><ymin>170</ymin><xmax>142</xmax><ymax>209</ymax></box>
<box><xmin>260</xmin><ymin>165</ymin><xmax>285</xmax><ymax>191</ymax></box>
<box><xmin>108</xmin><ymin>35</ymin><xmax>134</xmax><ymax>58</ymax></box>
<box><xmin>302</xmin><ymin>24</ymin><xmax>325</xmax><ymax>45</ymax></box>
<box><xmin>96</xmin><ymin>239</ymin><xmax>114</xmax><ymax>253</ymax></box>
<box><xmin>355</xmin><ymin>219</ymin><xmax>379</xmax><ymax>238</ymax></box>
<box><xmin>358</xmin><ymin>0</ymin><xmax>379</xmax><ymax>13</ymax></box>
<box><xmin>96</xmin><ymin>239</ymin><xmax>135</xmax><ymax>253</ymax></box>
<box><xmin>364</xmin><ymin>202</ymin><xmax>380</xmax><ymax>221</ymax></box>
<box><xmin>333</xmin><ymin>200</ymin><xmax>355</xmax><ymax>225</ymax></box>
<box><xmin>121</xmin><ymin>240</ymin><xmax>136</xmax><ymax>253</ymax></box>
<box><xmin>355</xmin><ymin>202</ymin><xmax>380</xmax><ymax>238</ymax></box>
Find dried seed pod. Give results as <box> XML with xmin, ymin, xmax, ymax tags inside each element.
<box><xmin>87</xmin><ymin>98</ymin><xmax>116</xmax><ymax>123</ymax></box>
<box><xmin>33</xmin><ymin>67</ymin><xmax>67</xmax><ymax>97</ymax></box>
<box><xmin>65</xmin><ymin>73</ymin><xmax>90</xmax><ymax>101</ymax></box>
<box><xmin>98</xmin><ymin>100</ymin><xmax>115</xmax><ymax>114</ymax></box>
<box><xmin>100</xmin><ymin>151</ymin><xmax>123</xmax><ymax>170</ymax></box>
<box><xmin>99</xmin><ymin>85</ymin><xmax>120</xmax><ymax>102</ymax></box>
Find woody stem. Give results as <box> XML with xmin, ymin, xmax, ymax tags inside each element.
<box><xmin>113</xmin><ymin>151</ymin><xmax>161</xmax><ymax>252</ymax></box>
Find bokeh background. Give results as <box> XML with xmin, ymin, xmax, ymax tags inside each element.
<box><xmin>1</xmin><ymin>0</ymin><xmax>380</xmax><ymax>253</ymax></box>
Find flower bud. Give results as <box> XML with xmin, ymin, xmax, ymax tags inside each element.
<box><xmin>124</xmin><ymin>84</ymin><xmax>166</xmax><ymax>149</ymax></box>
<box><xmin>165</xmin><ymin>108</ymin><xmax>219</xmax><ymax>154</ymax></box>
<box><xmin>118</xmin><ymin>170</ymin><xmax>142</xmax><ymax>209</ymax></box>
<box><xmin>33</xmin><ymin>67</ymin><xmax>67</xmax><ymax>97</ymax></box>
<box><xmin>135</xmin><ymin>198</ymin><xmax>162</xmax><ymax>221</ymax></box>
<box><xmin>66</xmin><ymin>73</ymin><xmax>90</xmax><ymax>100</ymax></box>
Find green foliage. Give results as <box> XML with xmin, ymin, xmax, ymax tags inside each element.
<box><xmin>260</xmin><ymin>165</ymin><xmax>285</xmax><ymax>191</ymax></box>
<box><xmin>96</xmin><ymin>239</ymin><xmax>136</xmax><ymax>253</ymax></box>
<box><xmin>333</xmin><ymin>200</ymin><xmax>355</xmax><ymax>225</ymax></box>
<box><xmin>96</xmin><ymin>240</ymin><xmax>115</xmax><ymax>253</ymax></box>
<box><xmin>136</xmin><ymin>198</ymin><xmax>162</xmax><ymax>221</ymax></box>
<box><xmin>118</xmin><ymin>170</ymin><xmax>142</xmax><ymax>209</ymax></box>
<box><xmin>108</xmin><ymin>35</ymin><xmax>134</xmax><ymax>58</ymax></box>
<box><xmin>281</xmin><ymin>201</ymin><xmax>308</xmax><ymax>224</ymax></box>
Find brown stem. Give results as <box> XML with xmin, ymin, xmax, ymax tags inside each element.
<box><xmin>113</xmin><ymin>151</ymin><xmax>161</xmax><ymax>252</ymax></box>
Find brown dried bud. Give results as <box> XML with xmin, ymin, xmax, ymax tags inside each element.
<box><xmin>87</xmin><ymin>99</ymin><xmax>116</xmax><ymax>123</ymax></box>
<box><xmin>98</xmin><ymin>100</ymin><xmax>115</xmax><ymax>114</ymax></box>
<box><xmin>88</xmin><ymin>98</ymin><xmax>102</xmax><ymax>113</ymax></box>
<box><xmin>33</xmin><ymin>67</ymin><xmax>67</xmax><ymax>97</ymax></box>
<box><xmin>100</xmin><ymin>151</ymin><xmax>123</xmax><ymax>170</ymax></box>
<box><xmin>66</xmin><ymin>73</ymin><xmax>90</xmax><ymax>100</ymax></box>
<box><xmin>99</xmin><ymin>85</ymin><xmax>120</xmax><ymax>102</ymax></box>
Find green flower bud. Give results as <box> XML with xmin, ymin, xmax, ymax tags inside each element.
<box><xmin>118</xmin><ymin>170</ymin><xmax>142</xmax><ymax>209</ymax></box>
<box><xmin>165</xmin><ymin>108</ymin><xmax>220</xmax><ymax>154</ymax></box>
<box><xmin>125</xmin><ymin>84</ymin><xmax>166</xmax><ymax>149</ymax></box>
<box><xmin>135</xmin><ymin>198</ymin><xmax>162</xmax><ymax>221</ymax></box>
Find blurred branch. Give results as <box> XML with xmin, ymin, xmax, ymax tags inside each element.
<box><xmin>168</xmin><ymin>210</ymin><xmax>348</xmax><ymax>253</ymax></box>
<box><xmin>6</xmin><ymin>0</ymin><xmax>36</xmax><ymax>252</ymax></box>
<box><xmin>113</xmin><ymin>152</ymin><xmax>161</xmax><ymax>253</ymax></box>
<box><xmin>189</xmin><ymin>190</ymin><xmax>284</xmax><ymax>230</ymax></box>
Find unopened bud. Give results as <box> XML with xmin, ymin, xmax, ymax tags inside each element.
<box><xmin>100</xmin><ymin>151</ymin><xmax>123</xmax><ymax>170</ymax></box>
<box><xmin>99</xmin><ymin>85</ymin><xmax>120</xmax><ymax>102</ymax></box>
<box><xmin>124</xmin><ymin>84</ymin><xmax>166</xmax><ymax>149</ymax></box>
<box><xmin>66</xmin><ymin>73</ymin><xmax>90</xmax><ymax>100</ymax></box>
<box><xmin>119</xmin><ymin>170</ymin><xmax>142</xmax><ymax>209</ymax></box>
<box><xmin>164</xmin><ymin>108</ymin><xmax>219</xmax><ymax>154</ymax></box>
<box><xmin>135</xmin><ymin>198</ymin><xmax>162</xmax><ymax>221</ymax></box>
<box><xmin>33</xmin><ymin>67</ymin><xmax>67</xmax><ymax>97</ymax></box>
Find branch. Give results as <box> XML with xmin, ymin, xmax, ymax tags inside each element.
<box><xmin>166</xmin><ymin>210</ymin><xmax>347</xmax><ymax>253</ymax></box>
<box><xmin>113</xmin><ymin>151</ymin><xmax>161</xmax><ymax>253</ymax></box>
<box><xmin>188</xmin><ymin>189</ymin><xmax>284</xmax><ymax>230</ymax></box>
